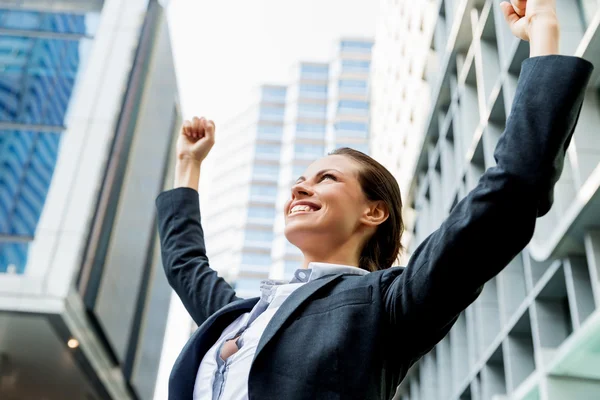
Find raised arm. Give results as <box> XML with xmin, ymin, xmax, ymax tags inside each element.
<box><xmin>156</xmin><ymin>117</ymin><xmax>239</xmax><ymax>326</ymax></box>
<box><xmin>382</xmin><ymin>1</ymin><xmax>594</xmax><ymax>362</ymax></box>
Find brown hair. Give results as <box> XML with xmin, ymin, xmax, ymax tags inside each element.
<box><xmin>329</xmin><ymin>147</ymin><xmax>404</xmax><ymax>271</ymax></box>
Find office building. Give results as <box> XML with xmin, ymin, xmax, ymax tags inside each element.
<box><xmin>0</xmin><ymin>1</ymin><xmax>179</xmax><ymax>399</ymax></box>
<box><xmin>371</xmin><ymin>0</ymin><xmax>600</xmax><ymax>399</ymax></box>
<box><xmin>203</xmin><ymin>38</ymin><xmax>374</xmax><ymax>298</ymax></box>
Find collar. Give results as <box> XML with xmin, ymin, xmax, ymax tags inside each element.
<box><xmin>290</xmin><ymin>262</ymin><xmax>369</xmax><ymax>283</ymax></box>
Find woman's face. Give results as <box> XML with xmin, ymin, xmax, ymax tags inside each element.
<box><xmin>284</xmin><ymin>155</ymin><xmax>371</xmax><ymax>252</ymax></box>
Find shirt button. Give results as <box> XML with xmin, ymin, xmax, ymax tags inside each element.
<box><xmin>298</xmin><ymin>271</ymin><xmax>306</xmax><ymax>279</ymax></box>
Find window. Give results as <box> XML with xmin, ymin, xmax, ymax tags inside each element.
<box><xmin>300</xmin><ymin>64</ymin><xmax>329</xmax><ymax>80</ymax></box>
<box><xmin>340</xmin><ymin>41</ymin><xmax>373</xmax><ymax>53</ymax></box>
<box><xmin>247</xmin><ymin>206</ymin><xmax>276</xmax><ymax>220</ymax></box>
<box><xmin>338</xmin><ymin>100</ymin><xmax>370</xmax><ymax>116</ymax></box>
<box><xmin>241</xmin><ymin>252</ymin><xmax>272</xmax><ymax>266</ymax></box>
<box><xmin>297</xmin><ymin>103</ymin><xmax>327</xmax><ymax>119</ymax></box>
<box><xmin>250</xmin><ymin>185</ymin><xmax>278</xmax><ymax>200</ymax></box>
<box><xmin>298</xmin><ymin>84</ymin><xmax>328</xmax><ymax>99</ymax></box>
<box><xmin>338</xmin><ymin>79</ymin><xmax>368</xmax><ymax>95</ymax></box>
<box><xmin>244</xmin><ymin>229</ymin><xmax>274</xmax><ymax>244</ymax></box>
<box><xmin>335</xmin><ymin>121</ymin><xmax>369</xmax><ymax>139</ymax></box>
<box><xmin>255</xmin><ymin>143</ymin><xmax>281</xmax><ymax>158</ymax></box>
<box><xmin>296</xmin><ymin>123</ymin><xmax>326</xmax><ymax>139</ymax></box>
<box><xmin>294</xmin><ymin>144</ymin><xmax>325</xmax><ymax>160</ymax></box>
<box><xmin>262</xmin><ymin>87</ymin><xmax>286</xmax><ymax>102</ymax></box>
<box><xmin>256</xmin><ymin>124</ymin><xmax>283</xmax><ymax>140</ymax></box>
<box><xmin>341</xmin><ymin>60</ymin><xmax>371</xmax><ymax>73</ymax></box>
<box><xmin>252</xmin><ymin>164</ymin><xmax>279</xmax><ymax>179</ymax></box>
<box><xmin>259</xmin><ymin>106</ymin><xmax>285</xmax><ymax>121</ymax></box>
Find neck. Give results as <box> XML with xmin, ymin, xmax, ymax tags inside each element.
<box><xmin>300</xmin><ymin>240</ymin><xmax>361</xmax><ymax>269</ymax></box>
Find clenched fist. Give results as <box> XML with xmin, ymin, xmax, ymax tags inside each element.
<box><xmin>500</xmin><ymin>0</ymin><xmax>558</xmax><ymax>42</ymax></box>
<box><xmin>177</xmin><ymin>116</ymin><xmax>216</xmax><ymax>164</ymax></box>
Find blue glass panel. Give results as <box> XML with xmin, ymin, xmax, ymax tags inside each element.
<box><xmin>0</xmin><ymin>12</ymin><xmax>90</xmax><ymax>274</ymax></box>
<box><xmin>261</xmin><ymin>86</ymin><xmax>286</xmax><ymax>102</ymax></box>
<box><xmin>250</xmin><ymin>185</ymin><xmax>278</xmax><ymax>200</ymax></box>
<box><xmin>338</xmin><ymin>79</ymin><xmax>368</xmax><ymax>95</ymax></box>
<box><xmin>300</xmin><ymin>64</ymin><xmax>329</xmax><ymax>80</ymax></box>
<box><xmin>335</xmin><ymin>121</ymin><xmax>369</xmax><ymax>139</ymax></box>
<box><xmin>252</xmin><ymin>164</ymin><xmax>279</xmax><ymax>179</ymax></box>
<box><xmin>0</xmin><ymin>10</ymin><xmax>98</xmax><ymax>36</ymax></box>
<box><xmin>341</xmin><ymin>59</ymin><xmax>371</xmax><ymax>73</ymax></box>
<box><xmin>255</xmin><ymin>143</ymin><xmax>281</xmax><ymax>158</ymax></box>
<box><xmin>259</xmin><ymin>105</ymin><xmax>285</xmax><ymax>121</ymax></box>
<box><xmin>247</xmin><ymin>206</ymin><xmax>276</xmax><ymax>220</ymax></box>
<box><xmin>0</xmin><ymin>242</ymin><xmax>28</xmax><ymax>274</ymax></box>
<box><xmin>0</xmin><ymin>130</ymin><xmax>61</xmax><ymax>236</ymax></box>
<box><xmin>298</xmin><ymin>84</ymin><xmax>328</xmax><ymax>99</ymax></box>
<box><xmin>244</xmin><ymin>229</ymin><xmax>274</xmax><ymax>244</ymax></box>
<box><xmin>297</xmin><ymin>103</ymin><xmax>327</xmax><ymax>119</ymax></box>
<box><xmin>294</xmin><ymin>144</ymin><xmax>325</xmax><ymax>159</ymax></box>
<box><xmin>0</xmin><ymin>36</ymin><xmax>84</xmax><ymax>125</ymax></box>
<box><xmin>340</xmin><ymin>41</ymin><xmax>373</xmax><ymax>53</ymax></box>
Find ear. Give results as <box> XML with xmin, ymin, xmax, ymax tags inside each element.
<box><xmin>360</xmin><ymin>200</ymin><xmax>389</xmax><ymax>228</ymax></box>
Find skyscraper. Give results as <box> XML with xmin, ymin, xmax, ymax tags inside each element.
<box><xmin>203</xmin><ymin>38</ymin><xmax>374</xmax><ymax>297</ymax></box>
<box><xmin>371</xmin><ymin>0</ymin><xmax>600</xmax><ymax>399</ymax></box>
<box><xmin>0</xmin><ymin>1</ymin><xmax>179</xmax><ymax>399</ymax></box>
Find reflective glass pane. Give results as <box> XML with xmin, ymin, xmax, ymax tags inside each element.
<box><xmin>0</xmin><ymin>10</ymin><xmax>100</xmax><ymax>36</ymax></box>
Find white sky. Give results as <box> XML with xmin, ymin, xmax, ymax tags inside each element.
<box><xmin>153</xmin><ymin>2</ymin><xmax>380</xmax><ymax>398</ymax></box>
<box><xmin>166</xmin><ymin>0</ymin><xmax>379</xmax><ymax>123</ymax></box>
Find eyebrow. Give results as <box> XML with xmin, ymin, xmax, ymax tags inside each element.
<box><xmin>295</xmin><ymin>169</ymin><xmax>342</xmax><ymax>183</ymax></box>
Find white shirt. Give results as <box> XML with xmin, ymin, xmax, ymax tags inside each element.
<box><xmin>193</xmin><ymin>262</ymin><xmax>369</xmax><ymax>400</ymax></box>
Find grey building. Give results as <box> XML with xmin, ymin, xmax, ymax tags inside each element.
<box><xmin>0</xmin><ymin>0</ymin><xmax>179</xmax><ymax>399</ymax></box>
<box><xmin>380</xmin><ymin>0</ymin><xmax>600</xmax><ymax>399</ymax></box>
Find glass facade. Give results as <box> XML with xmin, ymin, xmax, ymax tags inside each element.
<box><xmin>0</xmin><ymin>9</ymin><xmax>98</xmax><ymax>273</ymax></box>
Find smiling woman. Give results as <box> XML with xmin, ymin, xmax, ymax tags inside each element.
<box><xmin>155</xmin><ymin>1</ymin><xmax>595</xmax><ymax>398</ymax></box>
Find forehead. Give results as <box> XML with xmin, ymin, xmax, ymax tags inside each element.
<box><xmin>302</xmin><ymin>154</ymin><xmax>360</xmax><ymax>177</ymax></box>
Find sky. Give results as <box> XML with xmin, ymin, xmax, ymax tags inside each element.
<box><xmin>166</xmin><ymin>0</ymin><xmax>379</xmax><ymax>124</ymax></box>
<box><xmin>153</xmin><ymin>1</ymin><xmax>380</xmax><ymax>398</ymax></box>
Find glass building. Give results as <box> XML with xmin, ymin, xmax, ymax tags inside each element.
<box><xmin>371</xmin><ymin>0</ymin><xmax>600</xmax><ymax>399</ymax></box>
<box><xmin>0</xmin><ymin>1</ymin><xmax>180</xmax><ymax>399</ymax></box>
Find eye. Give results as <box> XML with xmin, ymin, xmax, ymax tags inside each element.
<box><xmin>320</xmin><ymin>173</ymin><xmax>337</xmax><ymax>182</ymax></box>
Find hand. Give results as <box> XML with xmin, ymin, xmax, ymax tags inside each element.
<box><xmin>500</xmin><ymin>0</ymin><xmax>559</xmax><ymax>41</ymax></box>
<box><xmin>176</xmin><ymin>116</ymin><xmax>216</xmax><ymax>164</ymax></box>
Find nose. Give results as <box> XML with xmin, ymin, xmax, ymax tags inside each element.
<box><xmin>291</xmin><ymin>181</ymin><xmax>314</xmax><ymax>199</ymax></box>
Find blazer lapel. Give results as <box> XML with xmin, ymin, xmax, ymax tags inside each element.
<box><xmin>170</xmin><ymin>297</ymin><xmax>259</xmax><ymax>399</ymax></box>
<box><xmin>252</xmin><ymin>273</ymin><xmax>343</xmax><ymax>363</ymax></box>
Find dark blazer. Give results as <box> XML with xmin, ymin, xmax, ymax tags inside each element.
<box><xmin>156</xmin><ymin>55</ymin><xmax>593</xmax><ymax>400</ymax></box>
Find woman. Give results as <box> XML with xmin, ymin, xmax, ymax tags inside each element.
<box><xmin>156</xmin><ymin>1</ymin><xmax>593</xmax><ymax>399</ymax></box>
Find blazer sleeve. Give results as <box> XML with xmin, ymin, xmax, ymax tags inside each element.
<box><xmin>381</xmin><ymin>55</ymin><xmax>594</xmax><ymax>363</ymax></box>
<box><xmin>156</xmin><ymin>187</ymin><xmax>240</xmax><ymax>326</ymax></box>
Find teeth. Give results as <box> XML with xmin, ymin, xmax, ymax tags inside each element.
<box><xmin>290</xmin><ymin>205</ymin><xmax>315</xmax><ymax>214</ymax></box>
